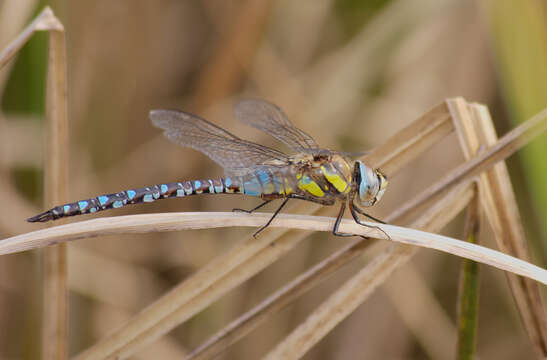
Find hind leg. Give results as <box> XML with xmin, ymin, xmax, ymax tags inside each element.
<box><xmin>252</xmin><ymin>198</ymin><xmax>290</xmax><ymax>238</ymax></box>
<box><xmin>232</xmin><ymin>200</ymin><xmax>272</xmax><ymax>213</ymax></box>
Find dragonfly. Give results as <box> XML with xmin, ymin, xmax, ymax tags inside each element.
<box><xmin>28</xmin><ymin>99</ymin><xmax>388</xmax><ymax>238</ymax></box>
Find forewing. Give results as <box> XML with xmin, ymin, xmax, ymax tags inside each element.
<box><xmin>234</xmin><ymin>99</ymin><xmax>320</xmax><ymax>153</ymax></box>
<box><xmin>150</xmin><ymin>109</ymin><xmax>289</xmax><ymax>175</ymax></box>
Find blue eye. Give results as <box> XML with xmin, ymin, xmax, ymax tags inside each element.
<box><xmin>358</xmin><ymin>161</ymin><xmax>369</xmax><ymax>200</ymax></box>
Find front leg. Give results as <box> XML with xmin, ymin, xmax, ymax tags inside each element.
<box><xmin>351</xmin><ymin>203</ymin><xmax>386</xmax><ymax>224</ymax></box>
<box><xmin>349</xmin><ymin>200</ymin><xmax>390</xmax><ymax>240</ymax></box>
<box><xmin>332</xmin><ymin>201</ymin><xmax>366</xmax><ymax>238</ymax></box>
<box><xmin>287</xmin><ymin>195</ymin><xmax>359</xmax><ymax>238</ymax></box>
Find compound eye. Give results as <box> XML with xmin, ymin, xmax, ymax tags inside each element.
<box><xmin>357</xmin><ymin>162</ymin><xmax>367</xmax><ymax>195</ymax></box>
<box><xmin>357</xmin><ymin>161</ymin><xmax>376</xmax><ymax>206</ymax></box>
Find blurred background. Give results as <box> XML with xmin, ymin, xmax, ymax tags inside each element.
<box><xmin>0</xmin><ymin>0</ymin><xmax>546</xmax><ymax>359</ymax></box>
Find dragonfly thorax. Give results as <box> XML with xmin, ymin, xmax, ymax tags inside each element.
<box><xmin>354</xmin><ymin>160</ymin><xmax>388</xmax><ymax>207</ymax></box>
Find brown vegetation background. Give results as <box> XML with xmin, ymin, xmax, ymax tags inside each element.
<box><xmin>0</xmin><ymin>0</ymin><xmax>545</xmax><ymax>358</ymax></box>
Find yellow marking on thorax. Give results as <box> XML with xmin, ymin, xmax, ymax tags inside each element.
<box><xmin>263</xmin><ymin>183</ymin><xmax>275</xmax><ymax>195</ymax></box>
<box><xmin>320</xmin><ymin>165</ymin><xmax>350</xmax><ymax>194</ymax></box>
<box><xmin>282</xmin><ymin>178</ymin><xmax>293</xmax><ymax>195</ymax></box>
<box><xmin>297</xmin><ymin>174</ymin><xmax>325</xmax><ymax>197</ymax></box>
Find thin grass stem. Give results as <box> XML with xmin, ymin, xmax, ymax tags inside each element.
<box><xmin>456</xmin><ymin>191</ymin><xmax>481</xmax><ymax>360</ymax></box>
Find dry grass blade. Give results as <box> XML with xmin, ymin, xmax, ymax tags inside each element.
<box><xmin>0</xmin><ymin>6</ymin><xmax>69</xmax><ymax>359</ymax></box>
<box><xmin>456</xmin><ymin>190</ymin><xmax>480</xmax><ymax>360</ymax></box>
<box><xmin>393</xmin><ymin>103</ymin><xmax>547</xmax><ymax>220</ymax></box>
<box><xmin>0</xmin><ymin>0</ymin><xmax>38</xmax><ymax>92</ymax></box>
<box><xmin>364</xmin><ymin>102</ymin><xmax>453</xmax><ymax>173</ymax></box>
<box><xmin>450</xmin><ymin>99</ymin><xmax>483</xmax><ymax>360</ymax></box>
<box><xmin>449</xmin><ymin>98</ymin><xmax>547</xmax><ymax>357</ymax></box>
<box><xmin>2</xmin><ymin>211</ymin><xmax>547</xmax><ymax>284</ymax></box>
<box><xmin>42</xmin><ymin>8</ymin><xmax>69</xmax><ymax>360</ymax></box>
<box><xmin>0</xmin><ymin>7</ymin><xmax>62</xmax><ymax>69</ymax></box>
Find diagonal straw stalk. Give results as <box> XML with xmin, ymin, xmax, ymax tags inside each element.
<box><xmin>449</xmin><ymin>98</ymin><xmax>547</xmax><ymax>357</ymax></box>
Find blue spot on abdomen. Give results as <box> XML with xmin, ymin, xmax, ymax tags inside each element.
<box><xmin>98</xmin><ymin>195</ymin><xmax>109</xmax><ymax>206</ymax></box>
<box><xmin>126</xmin><ymin>190</ymin><xmax>136</xmax><ymax>200</ymax></box>
<box><xmin>78</xmin><ymin>201</ymin><xmax>88</xmax><ymax>211</ymax></box>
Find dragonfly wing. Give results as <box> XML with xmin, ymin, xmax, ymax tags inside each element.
<box><xmin>150</xmin><ymin>109</ymin><xmax>290</xmax><ymax>175</ymax></box>
<box><xmin>234</xmin><ymin>99</ymin><xmax>320</xmax><ymax>153</ymax></box>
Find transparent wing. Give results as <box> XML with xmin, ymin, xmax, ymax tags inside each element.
<box><xmin>234</xmin><ymin>99</ymin><xmax>320</xmax><ymax>153</ymax></box>
<box><xmin>150</xmin><ymin>109</ymin><xmax>290</xmax><ymax>176</ymax></box>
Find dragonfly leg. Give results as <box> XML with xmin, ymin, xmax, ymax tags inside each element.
<box><xmin>233</xmin><ymin>200</ymin><xmax>272</xmax><ymax>213</ymax></box>
<box><xmin>252</xmin><ymin>198</ymin><xmax>289</xmax><ymax>238</ymax></box>
<box><xmin>349</xmin><ymin>200</ymin><xmax>391</xmax><ymax>240</ymax></box>
<box><xmin>351</xmin><ymin>203</ymin><xmax>386</xmax><ymax>224</ymax></box>
<box><xmin>332</xmin><ymin>202</ymin><xmax>365</xmax><ymax>238</ymax></box>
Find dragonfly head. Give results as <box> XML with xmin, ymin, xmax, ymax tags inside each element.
<box><xmin>354</xmin><ymin>160</ymin><xmax>388</xmax><ymax>207</ymax></box>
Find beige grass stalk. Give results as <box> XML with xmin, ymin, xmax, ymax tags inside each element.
<box><xmin>449</xmin><ymin>98</ymin><xmax>547</xmax><ymax>356</ymax></box>
<box><xmin>2</xmin><ymin>212</ymin><xmax>546</xmax><ymax>285</ymax></box>
<box><xmin>0</xmin><ymin>7</ymin><xmax>69</xmax><ymax>359</ymax></box>
<box><xmin>451</xmin><ymin>101</ymin><xmax>483</xmax><ymax>360</ymax></box>
<box><xmin>44</xmin><ymin>12</ymin><xmax>69</xmax><ymax>360</ymax></box>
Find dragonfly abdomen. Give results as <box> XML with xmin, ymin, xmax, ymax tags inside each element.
<box><xmin>27</xmin><ymin>178</ymin><xmax>246</xmax><ymax>222</ymax></box>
